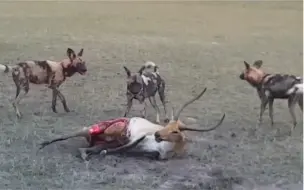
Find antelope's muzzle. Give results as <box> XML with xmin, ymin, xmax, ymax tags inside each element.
<box><xmin>154</xmin><ymin>132</ymin><xmax>162</xmax><ymax>143</ymax></box>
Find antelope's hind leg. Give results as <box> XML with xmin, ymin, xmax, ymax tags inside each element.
<box><xmin>78</xmin><ymin>142</ymin><xmax>119</xmax><ymax>161</ymax></box>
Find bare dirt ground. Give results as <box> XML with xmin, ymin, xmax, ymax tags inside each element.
<box><xmin>0</xmin><ymin>1</ymin><xmax>302</xmax><ymax>190</ymax></box>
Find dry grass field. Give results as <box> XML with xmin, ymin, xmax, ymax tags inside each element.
<box><xmin>0</xmin><ymin>1</ymin><xmax>302</xmax><ymax>190</ymax></box>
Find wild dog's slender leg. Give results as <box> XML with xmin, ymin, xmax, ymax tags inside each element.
<box><xmin>140</xmin><ymin>101</ymin><xmax>147</xmax><ymax>118</ymax></box>
<box><xmin>56</xmin><ymin>89</ymin><xmax>70</xmax><ymax>112</ymax></box>
<box><xmin>50</xmin><ymin>86</ymin><xmax>69</xmax><ymax>113</ymax></box>
<box><xmin>12</xmin><ymin>76</ymin><xmax>29</xmax><ymax>119</ymax></box>
<box><xmin>15</xmin><ymin>85</ymin><xmax>21</xmax><ymax>99</ymax></box>
<box><xmin>256</xmin><ymin>88</ymin><xmax>263</xmax><ymax>100</ymax></box>
<box><xmin>148</xmin><ymin>96</ymin><xmax>160</xmax><ymax>123</ymax></box>
<box><xmin>298</xmin><ymin>94</ymin><xmax>303</xmax><ymax>111</ymax></box>
<box><xmin>158</xmin><ymin>81</ymin><xmax>168</xmax><ymax>122</ymax></box>
<box><xmin>12</xmin><ymin>90</ymin><xmax>28</xmax><ymax>119</ymax></box>
<box><xmin>123</xmin><ymin>94</ymin><xmax>133</xmax><ymax>117</ymax></box>
<box><xmin>268</xmin><ymin>98</ymin><xmax>274</xmax><ymax>126</ymax></box>
<box><xmin>288</xmin><ymin>95</ymin><xmax>298</xmax><ymax>132</ymax></box>
<box><xmin>51</xmin><ymin>88</ymin><xmax>58</xmax><ymax>113</ymax></box>
<box><xmin>258</xmin><ymin>97</ymin><xmax>269</xmax><ymax>126</ymax></box>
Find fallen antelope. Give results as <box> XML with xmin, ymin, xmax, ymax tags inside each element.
<box><xmin>38</xmin><ymin>87</ymin><xmax>225</xmax><ymax>160</ymax></box>
<box><xmin>98</xmin><ymin>87</ymin><xmax>225</xmax><ymax>160</ymax></box>
<box><xmin>123</xmin><ymin>61</ymin><xmax>169</xmax><ymax>124</ymax></box>
<box><xmin>239</xmin><ymin>60</ymin><xmax>303</xmax><ymax>133</ymax></box>
<box><xmin>0</xmin><ymin>48</ymin><xmax>87</xmax><ymax>118</ymax></box>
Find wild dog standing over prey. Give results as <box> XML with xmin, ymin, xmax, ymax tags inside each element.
<box><xmin>239</xmin><ymin>60</ymin><xmax>303</xmax><ymax>133</ymax></box>
<box><xmin>123</xmin><ymin>61</ymin><xmax>168</xmax><ymax>124</ymax></box>
<box><xmin>0</xmin><ymin>48</ymin><xmax>87</xmax><ymax>118</ymax></box>
<box><xmin>38</xmin><ymin>87</ymin><xmax>225</xmax><ymax>161</ymax></box>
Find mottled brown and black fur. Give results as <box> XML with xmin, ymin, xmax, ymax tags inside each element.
<box><xmin>0</xmin><ymin>48</ymin><xmax>87</xmax><ymax>118</ymax></box>
<box><xmin>123</xmin><ymin>62</ymin><xmax>168</xmax><ymax>124</ymax></box>
<box><xmin>239</xmin><ymin>60</ymin><xmax>303</xmax><ymax>134</ymax></box>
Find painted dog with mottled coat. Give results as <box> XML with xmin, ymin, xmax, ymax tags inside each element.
<box><xmin>0</xmin><ymin>48</ymin><xmax>87</xmax><ymax>118</ymax></box>
<box><xmin>239</xmin><ymin>60</ymin><xmax>303</xmax><ymax>134</ymax></box>
<box><xmin>123</xmin><ymin>61</ymin><xmax>169</xmax><ymax>124</ymax></box>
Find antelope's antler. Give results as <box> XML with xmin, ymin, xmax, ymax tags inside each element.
<box><xmin>173</xmin><ymin>88</ymin><xmax>207</xmax><ymax>121</ymax></box>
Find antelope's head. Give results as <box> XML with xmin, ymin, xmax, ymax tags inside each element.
<box><xmin>154</xmin><ymin>88</ymin><xmax>225</xmax><ymax>143</ymax></box>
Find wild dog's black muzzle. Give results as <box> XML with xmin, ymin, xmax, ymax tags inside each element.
<box><xmin>127</xmin><ymin>82</ymin><xmax>144</xmax><ymax>100</ymax></box>
<box><xmin>239</xmin><ymin>73</ymin><xmax>245</xmax><ymax>80</ymax></box>
<box><xmin>77</xmin><ymin>63</ymin><xmax>87</xmax><ymax>74</ymax></box>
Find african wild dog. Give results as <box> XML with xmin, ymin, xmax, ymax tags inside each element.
<box><xmin>123</xmin><ymin>61</ymin><xmax>168</xmax><ymax>124</ymax></box>
<box><xmin>0</xmin><ymin>48</ymin><xmax>87</xmax><ymax>118</ymax></box>
<box><xmin>239</xmin><ymin>60</ymin><xmax>303</xmax><ymax>133</ymax></box>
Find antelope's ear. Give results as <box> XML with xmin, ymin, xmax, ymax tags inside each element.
<box><xmin>253</xmin><ymin>60</ymin><xmax>263</xmax><ymax>68</ymax></box>
<box><xmin>78</xmin><ymin>48</ymin><xmax>84</xmax><ymax>57</ymax></box>
<box><xmin>244</xmin><ymin>61</ymin><xmax>250</xmax><ymax>70</ymax></box>
<box><xmin>123</xmin><ymin>66</ymin><xmax>131</xmax><ymax>77</ymax></box>
<box><xmin>177</xmin><ymin>120</ymin><xmax>186</xmax><ymax>128</ymax></box>
<box><xmin>67</xmin><ymin>48</ymin><xmax>76</xmax><ymax>60</ymax></box>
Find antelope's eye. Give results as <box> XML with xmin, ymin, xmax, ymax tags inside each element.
<box><xmin>172</xmin><ymin>131</ymin><xmax>178</xmax><ymax>134</ymax></box>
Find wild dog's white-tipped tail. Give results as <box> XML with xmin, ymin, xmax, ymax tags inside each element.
<box><xmin>0</xmin><ymin>64</ymin><xmax>11</xmax><ymax>73</ymax></box>
<box><xmin>287</xmin><ymin>83</ymin><xmax>303</xmax><ymax>95</ymax></box>
<box><xmin>144</xmin><ymin>61</ymin><xmax>159</xmax><ymax>73</ymax></box>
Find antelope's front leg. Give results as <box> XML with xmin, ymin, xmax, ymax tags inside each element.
<box><xmin>78</xmin><ymin>142</ymin><xmax>121</xmax><ymax>161</ymax></box>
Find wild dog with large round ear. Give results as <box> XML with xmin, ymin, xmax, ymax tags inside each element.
<box><xmin>239</xmin><ymin>60</ymin><xmax>303</xmax><ymax>133</ymax></box>
<box><xmin>122</xmin><ymin>61</ymin><xmax>169</xmax><ymax>124</ymax></box>
<box><xmin>0</xmin><ymin>48</ymin><xmax>87</xmax><ymax>118</ymax></box>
